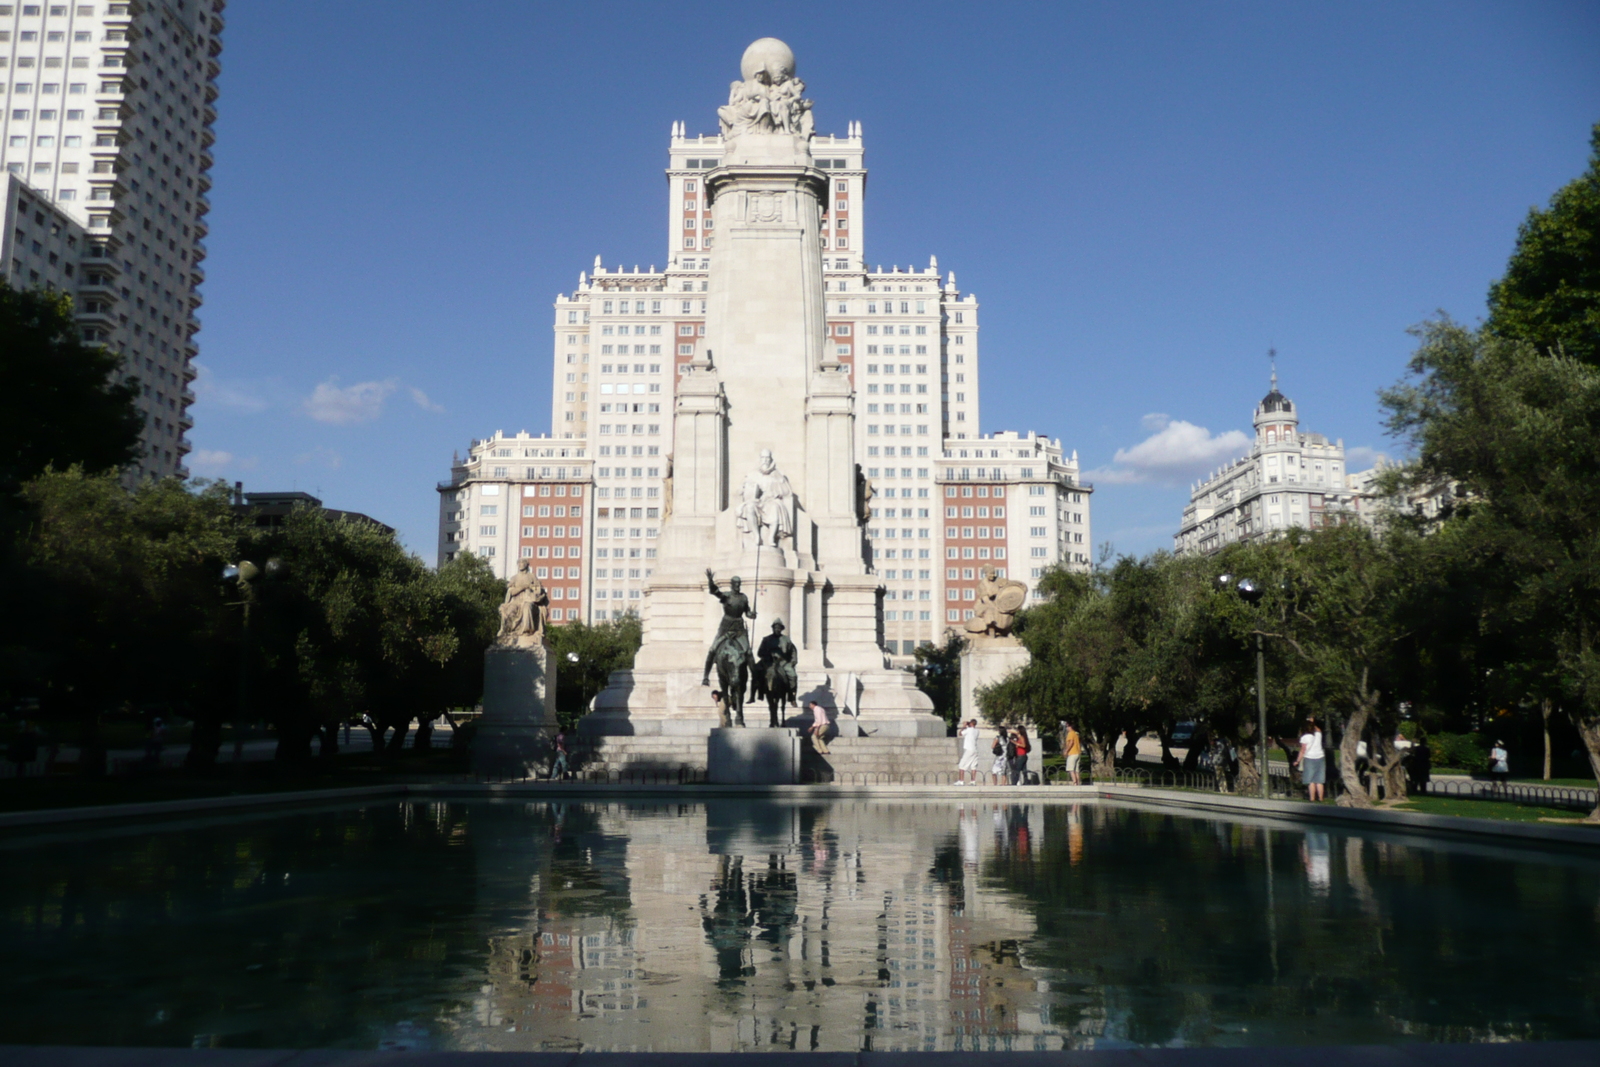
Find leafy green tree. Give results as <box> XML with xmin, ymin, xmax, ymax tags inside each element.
<box><xmin>911</xmin><ymin>633</ymin><xmax>964</xmax><ymax>733</ymax></box>
<box><xmin>0</xmin><ymin>283</ymin><xmax>142</xmax><ymax>494</ymax></box>
<box><xmin>7</xmin><ymin>467</ymin><xmax>242</xmax><ymax>768</ymax></box>
<box><xmin>1383</xmin><ymin>320</ymin><xmax>1600</xmax><ymax>817</ymax></box>
<box><xmin>237</xmin><ymin>506</ymin><xmax>500</xmax><ymax>763</ymax></box>
<box><xmin>547</xmin><ymin>614</ymin><xmax>642</xmax><ymax>730</ymax></box>
<box><xmin>1486</xmin><ymin>123</ymin><xmax>1600</xmax><ymax>366</ymax></box>
<box><xmin>980</xmin><ymin>565</ymin><xmax>1130</xmax><ymax>780</ymax></box>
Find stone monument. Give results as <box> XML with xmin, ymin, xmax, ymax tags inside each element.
<box><xmin>474</xmin><ymin>559</ymin><xmax>560</xmax><ymax>777</ymax></box>
<box><xmin>579</xmin><ymin>39</ymin><xmax>942</xmax><ymax>768</ymax></box>
<box><xmin>959</xmin><ymin>565</ymin><xmax>1032</xmax><ymax>726</ymax></box>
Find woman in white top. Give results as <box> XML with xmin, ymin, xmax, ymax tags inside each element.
<box><xmin>1296</xmin><ymin>717</ymin><xmax>1327</xmax><ymax>802</ymax></box>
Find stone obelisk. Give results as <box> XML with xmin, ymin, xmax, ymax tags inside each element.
<box><xmin>580</xmin><ymin>39</ymin><xmax>941</xmax><ymax>747</ymax></box>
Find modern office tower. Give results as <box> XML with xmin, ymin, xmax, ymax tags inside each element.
<box><xmin>443</xmin><ymin>86</ymin><xmax>1085</xmax><ymax>638</ymax></box>
<box><xmin>0</xmin><ymin>0</ymin><xmax>225</xmax><ymax>479</ymax></box>
<box><xmin>1174</xmin><ymin>374</ymin><xmax>1370</xmax><ymax>555</ymax></box>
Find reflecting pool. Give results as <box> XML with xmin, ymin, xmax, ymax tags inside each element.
<box><xmin>2</xmin><ymin>799</ymin><xmax>1598</xmax><ymax>1052</ymax></box>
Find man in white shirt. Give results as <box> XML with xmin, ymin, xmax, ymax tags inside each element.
<box><xmin>956</xmin><ymin>719</ymin><xmax>982</xmax><ymax>784</ymax></box>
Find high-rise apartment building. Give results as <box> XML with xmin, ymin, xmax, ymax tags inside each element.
<box><xmin>441</xmin><ymin>112</ymin><xmax>1090</xmax><ymax>652</ymax></box>
<box><xmin>0</xmin><ymin>0</ymin><xmax>224</xmax><ymax>479</ymax></box>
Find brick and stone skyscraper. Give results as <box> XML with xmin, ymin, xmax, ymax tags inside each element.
<box><xmin>1</xmin><ymin>0</ymin><xmax>225</xmax><ymax>479</ymax></box>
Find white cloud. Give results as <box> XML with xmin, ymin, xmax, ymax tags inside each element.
<box><xmin>294</xmin><ymin>446</ymin><xmax>343</xmax><ymax>469</ymax></box>
<box><xmin>302</xmin><ymin>377</ymin><xmax>397</xmax><ymax>425</ymax></box>
<box><xmin>409</xmin><ymin>386</ymin><xmax>446</xmax><ymax>413</ymax></box>
<box><xmin>188</xmin><ymin>448</ymin><xmax>234</xmax><ymax>474</ymax></box>
<box><xmin>1343</xmin><ymin>445</ymin><xmax>1388</xmax><ymax>473</ymax></box>
<box><xmin>191</xmin><ymin>362</ymin><xmax>268</xmax><ymax>413</ymax></box>
<box><xmin>1090</xmin><ymin>414</ymin><xmax>1252</xmax><ymax>486</ymax></box>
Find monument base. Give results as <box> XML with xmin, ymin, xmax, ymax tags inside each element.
<box><xmin>708</xmin><ymin>727</ymin><xmax>800</xmax><ymax>784</ymax></box>
<box><xmin>960</xmin><ymin>639</ymin><xmax>1031</xmax><ymax>725</ymax></box>
<box><xmin>473</xmin><ymin>643</ymin><xmax>558</xmax><ymax>778</ymax></box>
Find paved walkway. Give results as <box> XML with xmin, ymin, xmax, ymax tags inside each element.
<box><xmin>4</xmin><ymin>1040</ymin><xmax>1598</xmax><ymax>1065</ymax></box>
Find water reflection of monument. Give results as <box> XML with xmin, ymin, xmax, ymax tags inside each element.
<box><xmin>577</xmin><ymin>39</ymin><xmax>945</xmax><ymax>776</ymax></box>
<box><xmin>454</xmin><ymin>800</ymin><xmax>1063</xmax><ymax>1053</ymax></box>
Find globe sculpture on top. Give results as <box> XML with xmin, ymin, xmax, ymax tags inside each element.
<box><xmin>718</xmin><ymin>36</ymin><xmax>813</xmax><ymax>141</ymax></box>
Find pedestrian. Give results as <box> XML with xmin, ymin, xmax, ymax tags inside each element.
<box><xmin>1009</xmin><ymin>726</ymin><xmax>1031</xmax><ymax>785</ymax></box>
<box><xmin>711</xmin><ymin>689</ymin><xmax>730</xmax><ymax>729</ymax></box>
<box><xmin>990</xmin><ymin>728</ymin><xmax>1009</xmax><ymax>785</ymax></box>
<box><xmin>807</xmin><ymin>701</ymin><xmax>832</xmax><ymax>754</ymax></box>
<box><xmin>1490</xmin><ymin>739</ymin><xmax>1509</xmax><ymax>790</ymax></box>
<box><xmin>549</xmin><ymin>728</ymin><xmax>569</xmax><ymax>781</ymax></box>
<box><xmin>1061</xmin><ymin>720</ymin><xmax>1082</xmax><ymax>785</ymax></box>
<box><xmin>1296</xmin><ymin>717</ymin><xmax>1326</xmax><ymax>802</ymax></box>
<box><xmin>1406</xmin><ymin>735</ymin><xmax>1432</xmax><ymax>793</ymax></box>
<box><xmin>956</xmin><ymin>719</ymin><xmax>982</xmax><ymax>784</ymax></box>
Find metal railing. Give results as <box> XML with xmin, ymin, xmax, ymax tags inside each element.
<box><xmin>1418</xmin><ymin>778</ymin><xmax>1596</xmax><ymax>813</ymax></box>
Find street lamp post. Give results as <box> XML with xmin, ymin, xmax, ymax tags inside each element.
<box><xmin>1218</xmin><ymin>574</ymin><xmax>1269</xmax><ymax>799</ymax></box>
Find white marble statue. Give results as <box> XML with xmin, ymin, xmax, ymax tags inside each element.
<box><xmin>736</xmin><ymin>449</ymin><xmax>795</xmax><ymax>548</ymax></box>
<box><xmin>717</xmin><ymin>37</ymin><xmax>813</xmax><ymax>141</ymax></box>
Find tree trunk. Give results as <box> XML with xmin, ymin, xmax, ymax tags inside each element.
<box><xmin>1569</xmin><ymin>711</ymin><xmax>1600</xmax><ymax>824</ymax></box>
<box><xmin>1542</xmin><ymin>698</ymin><xmax>1553</xmax><ymax>781</ymax></box>
<box><xmin>1235</xmin><ymin>741</ymin><xmax>1261</xmax><ymax>796</ymax></box>
<box><xmin>385</xmin><ymin>719</ymin><xmax>410</xmax><ymax>755</ymax></box>
<box><xmin>1088</xmin><ymin>740</ymin><xmax>1116</xmax><ymax>784</ymax></box>
<box><xmin>1337</xmin><ymin>671</ymin><xmax>1379</xmax><ymax>809</ymax></box>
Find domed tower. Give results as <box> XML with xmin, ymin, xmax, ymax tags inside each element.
<box><xmin>1253</xmin><ymin>368</ymin><xmax>1299</xmax><ymax>446</ymax></box>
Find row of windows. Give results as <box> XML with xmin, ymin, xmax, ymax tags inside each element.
<box><xmin>866</xmin><ymin>446</ymin><xmax>931</xmax><ymax>458</ymax></box>
<box><xmin>946</xmin><ymin>547</ymin><xmax>1008</xmax><ymax>560</ymax></box>
<box><xmin>0</xmin><ymin>6</ymin><xmax>112</xmax><ymax>19</ymax></box>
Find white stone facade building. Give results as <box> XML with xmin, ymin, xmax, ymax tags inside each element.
<box><xmin>1</xmin><ymin>0</ymin><xmax>223</xmax><ymax>479</ymax></box>
<box><xmin>441</xmin><ymin>63</ymin><xmax>1087</xmax><ymax>642</ymax></box>
<box><xmin>1174</xmin><ymin>375</ymin><xmax>1368</xmax><ymax>556</ymax></box>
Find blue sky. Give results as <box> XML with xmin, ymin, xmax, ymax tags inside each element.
<box><xmin>189</xmin><ymin>1</ymin><xmax>1600</xmax><ymax>560</ymax></box>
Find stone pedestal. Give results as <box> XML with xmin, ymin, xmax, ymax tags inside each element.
<box><xmin>707</xmin><ymin>727</ymin><xmax>800</xmax><ymax>784</ymax></box>
<box><xmin>473</xmin><ymin>643</ymin><xmax>558</xmax><ymax>778</ymax></box>
<box><xmin>960</xmin><ymin>639</ymin><xmax>1031</xmax><ymax>726</ymax></box>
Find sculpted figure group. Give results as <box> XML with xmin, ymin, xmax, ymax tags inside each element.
<box><xmin>717</xmin><ymin>39</ymin><xmax>813</xmax><ymax>141</ymax></box>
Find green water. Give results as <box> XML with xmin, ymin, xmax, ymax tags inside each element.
<box><xmin>1</xmin><ymin>799</ymin><xmax>1596</xmax><ymax>1052</ymax></box>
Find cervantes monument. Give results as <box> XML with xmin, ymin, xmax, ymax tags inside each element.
<box><xmin>579</xmin><ymin>39</ymin><xmax>942</xmax><ymax>750</ymax></box>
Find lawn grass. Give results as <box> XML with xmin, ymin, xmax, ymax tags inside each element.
<box><xmin>1396</xmin><ymin>795</ymin><xmax>1597</xmax><ymax>824</ymax></box>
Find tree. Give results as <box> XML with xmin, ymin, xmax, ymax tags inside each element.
<box><xmin>980</xmin><ymin>565</ymin><xmax>1131</xmax><ymax>781</ymax></box>
<box><xmin>911</xmin><ymin>633</ymin><xmax>964</xmax><ymax>733</ymax></box>
<box><xmin>1486</xmin><ymin>123</ymin><xmax>1600</xmax><ymax>367</ymax></box>
<box><xmin>1383</xmin><ymin>320</ymin><xmax>1600</xmax><ymax>818</ymax></box>
<box><xmin>236</xmin><ymin>506</ymin><xmax>500</xmax><ymax>764</ymax></box>
<box><xmin>7</xmin><ymin>467</ymin><xmax>242</xmax><ymax>769</ymax></box>
<box><xmin>547</xmin><ymin>614</ymin><xmax>642</xmax><ymax>730</ymax></box>
<box><xmin>0</xmin><ymin>283</ymin><xmax>142</xmax><ymax>494</ymax></box>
